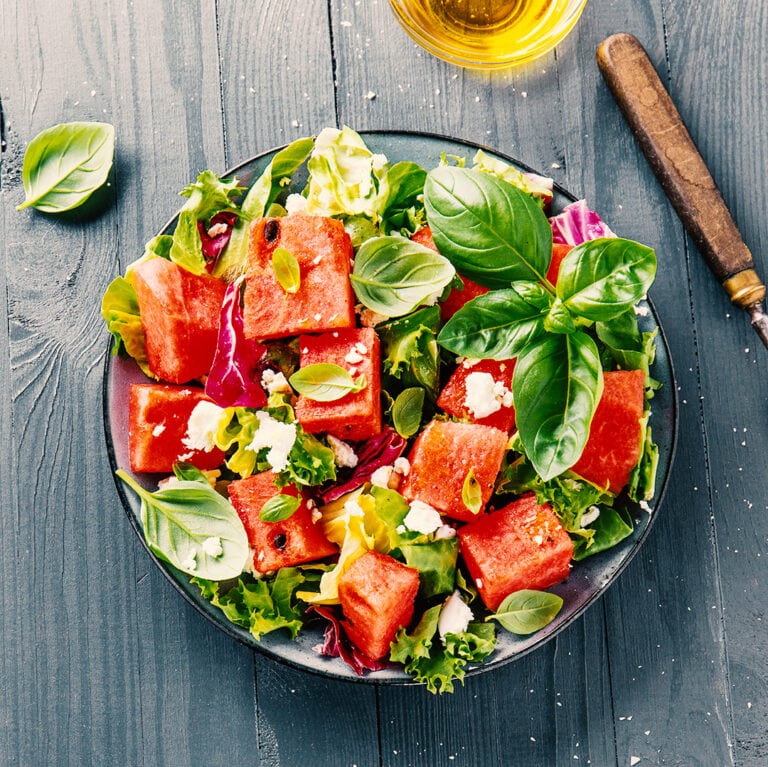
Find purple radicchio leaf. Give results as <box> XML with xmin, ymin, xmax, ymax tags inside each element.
<box><xmin>549</xmin><ymin>200</ymin><xmax>616</xmax><ymax>246</ymax></box>
<box><xmin>317</xmin><ymin>427</ymin><xmax>407</xmax><ymax>504</ymax></box>
<box><xmin>309</xmin><ymin>605</ymin><xmax>391</xmax><ymax>675</ymax></box>
<box><xmin>205</xmin><ymin>276</ymin><xmax>268</xmax><ymax>408</ymax></box>
<box><xmin>198</xmin><ymin>211</ymin><xmax>237</xmax><ymax>271</ymax></box>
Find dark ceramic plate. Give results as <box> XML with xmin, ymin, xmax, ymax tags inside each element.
<box><xmin>104</xmin><ymin>131</ymin><xmax>678</xmax><ymax>684</ymax></box>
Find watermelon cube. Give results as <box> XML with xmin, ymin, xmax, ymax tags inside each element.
<box><xmin>294</xmin><ymin>327</ymin><xmax>382</xmax><ymax>442</ymax></box>
<box><xmin>132</xmin><ymin>257</ymin><xmax>227</xmax><ymax>384</ymax></box>
<box><xmin>242</xmin><ymin>214</ymin><xmax>356</xmax><ymax>340</ymax></box>
<box><xmin>571</xmin><ymin>369</ymin><xmax>646</xmax><ymax>493</ymax></box>
<box><xmin>437</xmin><ymin>358</ymin><xmax>516</xmax><ymax>433</ymax></box>
<box><xmin>338</xmin><ymin>550</ymin><xmax>420</xmax><ymax>660</ymax></box>
<box><xmin>458</xmin><ymin>494</ymin><xmax>574</xmax><ymax>611</ymax></box>
<box><xmin>228</xmin><ymin>471</ymin><xmax>338</xmax><ymax>573</ymax></box>
<box><xmin>546</xmin><ymin>243</ymin><xmax>574</xmax><ymax>286</ymax></box>
<box><xmin>128</xmin><ymin>383</ymin><xmax>226</xmax><ymax>473</ymax></box>
<box><xmin>399</xmin><ymin>420</ymin><xmax>508</xmax><ymax>523</ymax></box>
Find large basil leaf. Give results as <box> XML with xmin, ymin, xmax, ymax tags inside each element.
<box><xmin>556</xmin><ymin>237</ymin><xmax>657</xmax><ymax>322</ymax></box>
<box><xmin>513</xmin><ymin>332</ymin><xmax>603</xmax><ymax>481</ymax></box>
<box><xmin>437</xmin><ymin>281</ymin><xmax>552</xmax><ymax>359</ymax></box>
<box><xmin>17</xmin><ymin>121</ymin><xmax>115</xmax><ymax>213</ymax></box>
<box><xmin>350</xmin><ymin>235</ymin><xmax>455</xmax><ymax>317</ymax></box>
<box><xmin>423</xmin><ymin>166</ymin><xmax>552</xmax><ymax>288</ymax></box>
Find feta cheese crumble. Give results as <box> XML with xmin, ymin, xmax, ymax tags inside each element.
<box><xmin>261</xmin><ymin>368</ymin><xmax>292</xmax><ymax>394</ymax></box>
<box><xmin>393</xmin><ymin>457</ymin><xmax>411</xmax><ymax>477</ymax></box>
<box><xmin>581</xmin><ymin>505</ymin><xmax>601</xmax><ymax>528</ymax></box>
<box><xmin>182</xmin><ymin>401</ymin><xmax>225</xmax><ymax>452</ymax></box>
<box><xmin>327</xmin><ymin>434</ymin><xmax>359</xmax><ymax>468</ymax></box>
<box><xmin>463</xmin><ymin>371</ymin><xmax>513</xmax><ymax>419</ymax></box>
<box><xmin>246</xmin><ymin>411</ymin><xmax>297</xmax><ymax>472</ymax></box>
<box><xmin>181</xmin><ymin>551</ymin><xmax>198</xmax><ymax>572</ymax></box>
<box><xmin>438</xmin><ymin>591</ymin><xmax>473</xmax><ymax>641</ymax></box>
<box><xmin>403</xmin><ymin>499</ymin><xmax>442</xmax><ymax>535</ymax></box>
<box><xmin>152</xmin><ymin>423</ymin><xmax>166</xmax><ymax>437</ymax></box>
<box><xmin>201</xmin><ymin>536</ymin><xmax>224</xmax><ymax>557</ymax></box>
<box><xmin>370</xmin><ymin>464</ymin><xmax>394</xmax><ymax>488</ymax></box>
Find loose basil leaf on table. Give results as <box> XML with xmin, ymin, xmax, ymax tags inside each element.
<box><xmin>350</xmin><ymin>235</ymin><xmax>455</xmax><ymax>317</ymax></box>
<box><xmin>116</xmin><ymin>470</ymin><xmax>248</xmax><ymax>580</ymax></box>
<box><xmin>423</xmin><ymin>165</ymin><xmax>553</xmax><ymax>289</ymax></box>
<box><xmin>17</xmin><ymin>121</ymin><xmax>115</xmax><ymax>213</ymax></box>
<box><xmin>487</xmin><ymin>589</ymin><xmax>564</xmax><ymax>635</ymax></box>
<box><xmin>513</xmin><ymin>331</ymin><xmax>603</xmax><ymax>481</ymax></box>
<box><xmin>554</xmin><ymin>237</ymin><xmax>657</xmax><ymax>322</ymax></box>
<box><xmin>289</xmin><ymin>363</ymin><xmax>367</xmax><ymax>402</ymax></box>
<box><xmin>437</xmin><ymin>281</ymin><xmax>552</xmax><ymax>359</ymax></box>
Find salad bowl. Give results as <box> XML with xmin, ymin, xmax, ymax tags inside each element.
<box><xmin>103</xmin><ymin>130</ymin><xmax>677</xmax><ymax>684</ymax></box>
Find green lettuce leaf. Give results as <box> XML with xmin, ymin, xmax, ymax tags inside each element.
<box><xmin>101</xmin><ymin>275</ymin><xmax>152</xmax><ymax>377</ymax></box>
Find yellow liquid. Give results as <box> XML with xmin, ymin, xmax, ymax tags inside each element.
<box><xmin>392</xmin><ymin>0</ymin><xmax>582</xmax><ymax>67</ymax></box>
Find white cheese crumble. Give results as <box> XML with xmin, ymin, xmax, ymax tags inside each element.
<box><xmin>181</xmin><ymin>551</ymin><xmax>197</xmax><ymax>572</ymax></box>
<box><xmin>437</xmin><ymin>591</ymin><xmax>473</xmax><ymax>641</ymax></box>
<box><xmin>261</xmin><ymin>369</ymin><xmax>291</xmax><ymax>394</ymax></box>
<box><xmin>285</xmin><ymin>193</ymin><xmax>308</xmax><ymax>215</ymax></box>
<box><xmin>463</xmin><ymin>371</ymin><xmax>513</xmax><ymax>419</ymax></box>
<box><xmin>183</xmin><ymin>401</ymin><xmax>225</xmax><ymax>452</ymax></box>
<box><xmin>393</xmin><ymin>457</ymin><xmax>411</xmax><ymax>477</ymax></box>
<box><xmin>370</xmin><ymin>465</ymin><xmax>394</xmax><ymax>488</ymax></box>
<box><xmin>201</xmin><ymin>536</ymin><xmax>224</xmax><ymax>557</ymax></box>
<box><xmin>246</xmin><ymin>411</ymin><xmax>297</xmax><ymax>472</ymax></box>
<box><xmin>435</xmin><ymin>524</ymin><xmax>457</xmax><ymax>540</ymax></box>
<box><xmin>327</xmin><ymin>434</ymin><xmax>359</xmax><ymax>468</ymax></box>
<box><xmin>344</xmin><ymin>348</ymin><xmax>364</xmax><ymax>364</ymax></box>
<box><xmin>640</xmin><ymin>501</ymin><xmax>653</xmax><ymax>514</ymax></box>
<box><xmin>354</xmin><ymin>342</ymin><xmax>368</xmax><ymax>354</ymax></box>
<box><xmin>152</xmin><ymin>423</ymin><xmax>166</xmax><ymax>437</ymax></box>
<box><xmin>634</xmin><ymin>304</ymin><xmax>650</xmax><ymax>317</ymax></box>
<box><xmin>403</xmin><ymin>499</ymin><xmax>442</xmax><ymax>535</ymax></box>
<box><xmin>581</xmin><ymin>505</ymin><xmax>601</xmax><ymax>528</ymax></box>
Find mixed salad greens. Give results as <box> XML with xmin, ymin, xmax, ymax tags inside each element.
<box><xmin>103</xmin><ymin>127</ymin><xmax>660</xmax><ymax>692</ymax></box>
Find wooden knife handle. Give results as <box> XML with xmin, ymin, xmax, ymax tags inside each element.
<box><xmin>597</xmin><ymin>32</ymin><xmax>766</xmax><ymax>309</ymax></box>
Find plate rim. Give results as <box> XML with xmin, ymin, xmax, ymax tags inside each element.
<box><xmin>102</xmin><ymin>129</ymin><xmax>679</xmax><ymax>685</ymax></box>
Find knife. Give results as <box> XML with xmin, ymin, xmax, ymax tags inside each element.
<box><xmin>596</xmin><ymin>32</ymin><xmax>768</xmax><ymax>350</ymax></box>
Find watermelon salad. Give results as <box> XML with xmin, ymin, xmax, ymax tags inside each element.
<box><xmin>103</xmin><ymin>127</ymin><xmax>660</xmax><ymax>693</ymax></box>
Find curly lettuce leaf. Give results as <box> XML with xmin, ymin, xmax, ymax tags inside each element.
<box><xmin>472</xmin><ymin>149</ymin><xmax>553</xmax><ymax>204</ymax></box>
<box><xmin>101</xmin><ymin>275</ymin><xmax>152</xmax><ymax>377</ymax></box>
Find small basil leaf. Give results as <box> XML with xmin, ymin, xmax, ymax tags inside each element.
<box><xmin>17</xmin><ymin>121</ymin><xmax>115</xmax><ymax>213</ymax></box>
<box><xmin>116</xmin><ymin>470</ymin><xmax>248</xmax><ymax>580</ymax></box>
<box><xmin>556</xmin><ymin>237</ymin><xmax>657</xmax><ymax>322</ymax></box>
<box><xmin>543</xmin><ymin>297</ymin><xmax>578</xmax><ymax>334</ymax></box>
<box><xmin>391</xmin><ymin>387</ymin><xmax>425</xmax><ymax>438</ymax></box>
<box><xmin>487</xmin><ymin>590</ymin><xmax>563</xmax><ymax>634</ymax></box>
<box><xmin>513</xmin><ymin>332</ymin><xmax>603</xmax><ymax>481</ymax></box>
<box><xmin>272</xmin><ymin>247</ymin><xmax>301</xmax><ymax>294</ymax></box>
<box><xmin>260</xmin><ymin>493</ymin><xmax>301</xmax><ymax>522</ymax></box>
<box><xmin>289</xmin><ymin>363</ymin><xmax>367</xmax><ymax>402</ymax></box>
<box><xmin>461</xmin><ymin>467</ymin><xmax>482</xmax><ymax>515</ymax></box>
<box><xmin>172</xmin><ymin>462</ymin><xmax>211</xmax><ymax>484</ymax></box>
<box><xmin>350</xmin><ymin>235</ymin><xmax>455</xmax><ymax>317</ymax></box>
<box><xmin>424</xmin><ymin>166</ymin><xmax>552</xmax><ymax>289</ymax></box>
<box><xmin>437</xmin><ymin>282</ymin><xmax>552</xmax><ymax>359</ymax></box>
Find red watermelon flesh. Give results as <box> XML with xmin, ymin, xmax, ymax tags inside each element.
<box><xmin>227</xmin><ymin>471</ymin><xmax>337</xmax><ymax>573</ymax></box>
<box><xmin>132</xmin><ymin>257</ymin><xmax>227</xmax><ymax>384</ymax></box>
<box><xmin>546</xmin><ymin>243</ymin><xmax>574</xmax><ymax>286</ymax></box>
<box><xmin>458</xmin><ymin>493</ymin><xmax>574</xmax><ymax>611</ymax></box>
<box><xmin>294</xmin><ymin>327</ymin><xmax>382</xmax><ymax>442</ymax></box>
<box><xmin>338</xmin><ymin>550</ymin><xmax>420</xmax><ymax>660</ymax></box>
<box><xmin>571</xmin><ymin>369</ymin><xmax>646</xmax><ymax>493</ymax></box>
<box><xmin>128</xmin><ymin>383</ymin><xmax>226</xmax><ymax>473</ymax></box>
<box><xmin>242</xmin><ymin>214</ymin><xmax>356</xmax><ymax>341</ymax></box>
<box><xmin>437</xmin><ymin>358</ymin><xmax>516</xmax><ymax>433</ymax></box>
<box><xmin>399</xmin><ymin>420</ymin><xmax>508</xmax><ymax>523</ymax></box>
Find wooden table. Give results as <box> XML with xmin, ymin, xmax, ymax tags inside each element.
<box><xmin>1</xmin><ymin>2</ymin><xmax>766</xmax><ymax>765</ymax></box>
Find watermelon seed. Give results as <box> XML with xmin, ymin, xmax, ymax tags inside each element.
<box><xmin>264</xmin><ymin>218</ymin><xmax>280</xmax><ymax>243</ymax></box>
<box><xmin>273</xmin><ymin>533</ymin><xmax>287</xmax><ymax>550</ymax></box>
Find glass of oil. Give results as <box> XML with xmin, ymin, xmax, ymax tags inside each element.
<box><xmin>388</xmin><ymin>0</ymin><xmax>589</xmax><ymax>69</ymax></box>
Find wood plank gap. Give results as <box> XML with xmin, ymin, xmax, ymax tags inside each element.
<box><xmin>325</xmin><ymin>0</ymin><xmax>340</xmax><ymax>127</ymax></box>
<box><xmin>213</xmin><ymin>0</ymin><xmax>230</xmax><ymax>170</ymax></box>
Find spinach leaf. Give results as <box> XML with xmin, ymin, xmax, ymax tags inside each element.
<box><xmin>423</xmin><ymin>166</ymin><xmax>552</xmax><ymax>289</ymax></box>
<box><xmin>437</xmin><ymin>282</ymin><xmax>552</xmax><ymax>359</ymax></box>
<box><xmin>289</xmin><ymin>363</ymin><xmax>367</xmax><ymax>401</ymax></box>
<box><xmin>350</xmin><ymin>235</ymin><xmax>455</xmax><ymax>317</ymax></box>
<box><xmin>381</xmin><ymin>161</ymin><xmax>427</xmax><ymax>234</ymax></box>
<box><xmin>17</xmin><ymin>121</ymin><xmax>115</xmax><ymax>213</ymax></box>
<box><xmin>571</xmin><ymin>506</ymin><xmax>634</xmax><ymax>561</ymax></box>
<box><xmin>487</xmin><ymin>590</ymin><xmax>563</xmax><ymax>634</ymax></box>
<box><xmin>513</xmin><ymin>332</ymin><xmax>603</xmax><ymax>481</ymax></box>
<box><xmin>555</xmin><ymin>237</ymin><xmax>657</xmax><ymax>322</ymax></box>
<box><xmin>116</xmin><ymin>470</ymin><xmax>248</xmax><ymax>580</ymax></box>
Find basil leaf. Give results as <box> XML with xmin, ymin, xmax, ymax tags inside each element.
<box><xmin>487</xmin><ymin>590</ymin><xmax>563</xmax><ymax>635</ymax></box>
<box><xmin>289</xmin><ymin>363</ymin><xmax>367</xmax><ymax>402</ymax></box>
<box><xmin>172</xmin><ymin>462</ymin><xmax>211</xmax><ymax>484</ymax></box>
<box><xmin>437</xmin><ymin>282</ymin><xmax>552</xmax><ymax>359</ymax></box>
<box><xmin>260</xmin><ymin>493</ymin><xmax>301</xmax><ymax>522</ymax></box>
<box><xmin>350</xmin><ymin>236</ymin><xmax>455</xmax><ymax>318</ymax></box>
<box><xmin>391</xmin><ymin>387</ymin><xmax>425</xmax><ymax>438</ymax></box>
<box><xmin>556</xmin><ymin>237</ymin><xmax>657</xmax><ymax>322</ymax></box>
<box><xmin>513</xmin><ymin>332</ymin><xmax>603</xmax><ymax>481</ymax></box>
<box><xmin>572</xmin><ymin>507</ymin><xmax>634</xmax><ymax>561</ymax></box>
<box><xmin>272</xmin><ymin>247</ymin><xmax>301</xmax><ymax>294</ymax></box>
<box><xmin>423</xmin><ymin>166</ymin><xmax>552</xmax><ymax>288</ymax></box>
<box><xmin>116</xmin><ymin>470</ymin><xmax>248</xmax><ymax>580</ymax></box>
<box><xmin>17</xmin><ymin>121</ymin><xmax>115</xmax><ymax>213</ymax></box>
<box><xmin>461</xmin><ymin>468</ymin><xmax>482</xmax><ymax>515</ymax></box>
